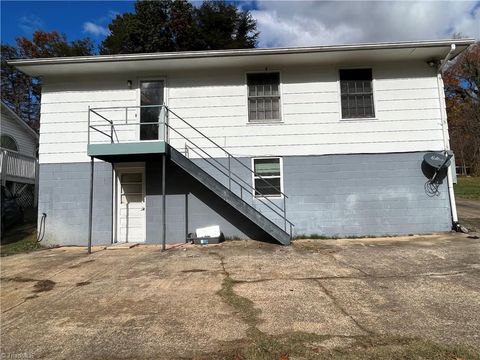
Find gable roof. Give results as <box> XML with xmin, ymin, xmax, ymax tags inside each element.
<box><xmin>1</xmin><ymin>102</ymin><xmax>39</xmax><ymax>140</ymax></box>
<box><xmin>9</xmin><ymin>39</ymin><xmax>475</xmax><ymax>77</ymax></box>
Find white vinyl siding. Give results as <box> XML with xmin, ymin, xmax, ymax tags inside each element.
<box><xmin>1</xmin><ymin>106</ymin><xmax>37</xmax><ymax>157</ymax></box>
<box><xmin>38</xmin><ymin>61</ymin><xmax>445</xmax><ymax>164</ymax></box>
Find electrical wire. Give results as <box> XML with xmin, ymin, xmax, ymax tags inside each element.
<box><xmin>425</xmin><ymin>179</ymin><xmax>441</xmax><ymax>197</ymax></box>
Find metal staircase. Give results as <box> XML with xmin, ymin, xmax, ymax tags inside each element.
<box><xmin>88</xmin><ymin>104</ymin><xmax>294</xmax><ymax>245</ymax></box>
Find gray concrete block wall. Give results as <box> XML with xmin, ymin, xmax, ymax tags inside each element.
<box><xmin>146</xmin><ymin>151</ymin><xmax>451</xmax><ymax>242</ymax></box>
<box><xmin>38</xmin><ymin>161</ymin><xmax>112</xmax><ymax>246</ymax></box>
<box><xmin>282</xmin><ymin>152</ymin><xmax>452</xmax><ymax>237</ymax></box>
<box><xmin>145</xmin><ymin>160</ymin><xmax>251</xmax><ymax>244</ymax></box>
<box><xmin>191</xmin><ymin>157</ymin><xmax>286</xmax><ymax>230</ymax></box>
<box><xmin>37</xmin><ymin>151</ymin><xmax>453</xmax><ymax>246</ymax></box>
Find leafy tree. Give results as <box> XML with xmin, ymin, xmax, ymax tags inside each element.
<box><xmin>444</xmin><ymin>42</ymin><xmax>480</xmax><ymax>175</ymax></box>
<box><xmin>16</xmin><ymin>31</ymin><xmax>94</xmax><ymax>58</ymax></box>
<box><xmin>100</xmin><ymin>0</ymin><xmax>258</xmax><ymax>54</ymax></box>
<box><xmin>195</xmin><ymin>1</ymin><xmax>257</xmax><ymax>50</ymax></box>
<box><xmin>1</xmin><ymin>31</ymin><xmax>94</xmax><ymax>127</ymax></box>
<box><xmin>1</xmin><ymin>44</ymin><xmax>37</xmax><ymax>124</ymax></box>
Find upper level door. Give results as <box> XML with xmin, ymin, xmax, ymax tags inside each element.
<box><xmin>140</xmin><ymin>80</ymin><xmax>164</xmax><ymax>141</ymax></box>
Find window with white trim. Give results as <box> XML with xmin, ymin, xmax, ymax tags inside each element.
<box><xmin>247</xmin><ymin>73</ymin><xmax>281</xmax><ymax>122</ymax></box>
<box><xmin>340</xmin><ymin>68</ymin><xmax>375</xmax><ymax>119</ymax></box>
<box><xmin>253</xmin><ymin>158</ymin><xmax>282</xmax><ymax>197</ymax></box>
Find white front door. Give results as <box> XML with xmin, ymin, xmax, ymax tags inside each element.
<box><xmin>117</xmin><ymin>167</ymin><xmax>145</xmax><ymax>243</ymax></box>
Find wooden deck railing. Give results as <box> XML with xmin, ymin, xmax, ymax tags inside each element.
<box><xmin>0</xmin><ymin>149</ymin><xmax>37</xmax><ymax>185</ymax></box>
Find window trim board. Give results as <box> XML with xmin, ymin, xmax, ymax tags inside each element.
<box><xmin>244</xmin><ymin>70</ymin><xmax>284</xmax><ymax>124</ymax></box>
<box><xmin>251</xmin><ymin>156</ymin><xmax>284</xmax><ymax>199</ymax></box>
<box><xmin>336</xmin><ymin>65</ymin><xmax>378</xmax><ymax>121</ymax></box>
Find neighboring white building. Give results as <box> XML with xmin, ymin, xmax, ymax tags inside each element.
<box><xmin>0</xmin><ymin>102</ymin><xmax>38</xmax><ymax>208</ymax></box>
<box><xmin>10</xmin><ymin>39</ymin><xmax>474</xmax><ymax>246</ymax></box>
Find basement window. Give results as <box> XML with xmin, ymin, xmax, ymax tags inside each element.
<box><xmin>252</xmin><ymin>158</ymin><xmax>283</xmax><ymax>197</ymax></box>
<box><xmin>340</xmin><ymin>68</ymin><xmax>375</xmax><ymax>119</ymax></box>
<box><xmin>247</xmin><ymin>73</ymin><xmax>281</xmax><ymax>122</ymax></box>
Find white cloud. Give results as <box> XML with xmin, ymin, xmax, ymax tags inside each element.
<box><xmin>83</xmin><ymin>22</ymin><xmax>110</xmax><ymax>37</ymax></box>
<box><xmin>19</xmin><ymin>15</ymin><xmax>44</xmax><ymax>34</ymax></box>
<box><xmin>252</xmin><ymin>1</ymin><xmax>480</xmax><ymax>48</ymax></box>
<box><xmin>108</xmin><ymin>10</ymin><xmax>121</xmax><ymax>19</ymax></box>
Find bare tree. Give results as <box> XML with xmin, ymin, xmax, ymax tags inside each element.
<box><xmin>443</xmin><ymin>41</ymin><xmax>480</xmax><ymax>175</ymax></box>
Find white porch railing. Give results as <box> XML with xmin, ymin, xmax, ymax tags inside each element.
<box><xmin>0</xmin><ymin>149</ymin><xmax>37</xmax><ymax>185</ymax></box>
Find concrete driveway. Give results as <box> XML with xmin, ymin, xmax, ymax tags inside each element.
<box><xmin>458</xmin><ymin>198</ymin><xmax>480</xmax><ymax>232</ymax></box>
<box><xmin>1</xmin><ymin>233</ymin><xmax>479</xmax><ymax>359</ymax></box>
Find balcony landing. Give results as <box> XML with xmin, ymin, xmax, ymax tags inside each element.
<box><xmin>87</xmin><ymin>141</ymin><xmax>167</xmax><ymax>162</ymax></box>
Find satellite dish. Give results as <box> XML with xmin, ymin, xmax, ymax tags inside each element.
<box><xmin>423</xmin><ymin>152</ymin><xmax>451</xmax><ymax>170</ymax></box>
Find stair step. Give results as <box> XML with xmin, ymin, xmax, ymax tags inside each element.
<box><xmin>168</xmin><ymin>146</ymin><xmax>290</xmax><ymax>245</ymax></box>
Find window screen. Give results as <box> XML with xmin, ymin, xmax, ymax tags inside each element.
<box><xmin>247</xmin><ymin>73</ymin><xmax>281</xmax><ymax>122</ymax></box>
<box><xmin>253</xmin><ymin>158</ymin><xmax>282</xmax><ymax>197</ymax></box>
<box><xmin>340</xmin><ymin>68</ymin><xmax>375</xmax><ymax>119</ymax></box>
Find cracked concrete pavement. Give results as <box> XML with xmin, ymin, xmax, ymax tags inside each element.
<box><xmin>1</xmin><ymin>233</ymin><xmax>479</xmax><ymax>359</ymax></box>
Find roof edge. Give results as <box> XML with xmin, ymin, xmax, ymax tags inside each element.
<box><xmin>1</xmin><ymin>102</ymin><xmax>39</xmax><ymax>140</ymax></box>
<box><xmin>8</xmin><ymin>38</ymin><xmax>476</xmax><ymax>67</ymax></box>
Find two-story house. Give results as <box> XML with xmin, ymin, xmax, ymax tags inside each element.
<box><xmin>0</xmin><ymin>102</ymin><xmax>38</xmax><ymax>209</ymax></box>
<box><xmin>10</xmin><ymin>39</ymin><xmax>474</xmax><ymax>249</ymax></box>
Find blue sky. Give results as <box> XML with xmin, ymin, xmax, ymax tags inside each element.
<box><xmin>1</xmin><ymin>1</ymin><xmax>135</xmax><ymax>46</ymax></box>
<box><xmin>1</xmin><ymin>1</ymin><xmax>479</xmax><ymax>51</ymax></box>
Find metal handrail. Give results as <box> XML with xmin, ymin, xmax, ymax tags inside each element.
<box><xmin>89</xmin><ymin>106</ymin><xmax>287</xmax><ymax>198</ymax></box>
<box><xmin>90</xmin><ymin>119</ymin><xmax>292</xmax><ymax>228</ymax></box>
<box><xmin>164</xmin><ymin>125</ymin><xmax>292</xmax><ymax>226</ymax></box>
<box><xmin>186</xmin><ymin>144</ymin><xmax>257</xmax><ymax>199</ymax></box>
<box><xmin>164</xmin><ymin>105</ymin><xmax>288</xmax><ymax>198</ymax></box>
<box><xmin>88</xmin><ymin>104</ymin><xmax>294</xmax><ymax>234</ymax></box>
<box><xmin>185</xmin><ymin>145</ymin><xmax>293</xmax><ymax>228</ymax></box>
<box><xmin>88</xmin><ymin>106</ymin><xmax>119</xmax><ymax>143</ymax></box>
<box><xmin>89</xmin><ymin>125</ymin><xmax>112</xmax><ymax>140</ymax></box>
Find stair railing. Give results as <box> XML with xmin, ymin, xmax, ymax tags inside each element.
<box><xmin>162</xmin><ymin>105</ymin><xmax>293</xmax><ymax>235</ymax></box>
<box><xmin>88</xmin><ymin>104</ymin><xmax>294</xmax><ymax>236</ymax></box>
<box><xmin>165</xmin><ymin>125</ymin><xmax>292</xmax><ymax>234</ymax></box>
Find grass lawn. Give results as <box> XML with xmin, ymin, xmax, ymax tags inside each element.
<box><xmin>0</xmin><ymin>223</ymin><xmax>45</xmax><ymax>257</ymax></box>
<box><xmin>454</xmin><ymin>176</ymin><xmax>480</xmax><ymax>200</ymax></box>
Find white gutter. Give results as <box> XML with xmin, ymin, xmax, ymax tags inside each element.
<box><xmin>436</xmin><ymin>43</ymin><xmax>458</xmax><ymax>224</ymax></box>
<box><xmin>8</xmin><ymin>38</ymin><xmax>475</xmax><ymax>68</ymax></box>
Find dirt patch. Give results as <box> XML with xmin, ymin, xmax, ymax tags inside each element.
<box><xmin>68</xmin><ymin>259</ymin><xmax>95</xmax><ymax>268</ymax></box>
<box><xmin>32</xmin><ymin>280</ymin><xmax>55</xmax><ymax>293</ymax></box>
<box><xmin>1</xmin><ymin>276</ymin><xmax>39</xmax><ymax>283</ymax></box>
<box><xmin>200</xmin><ymin>334</ymin><xmax>478</xmax><ymax>360</ymax></box>
<box><xmin>75</xmin><ymin>281</ymin><xmax>91</xmax><ymax>287</ymax></box>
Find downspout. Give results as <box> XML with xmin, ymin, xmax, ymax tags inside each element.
<box><xmin>436</xmin><ymin>43</ymin><xmax>458</xmax><ymax>224</ymax></box>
